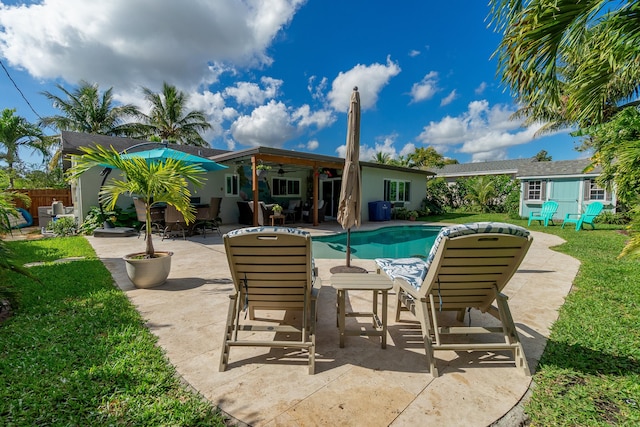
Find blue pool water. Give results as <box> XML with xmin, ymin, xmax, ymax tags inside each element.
<box><xmin>312</xmin><ymin>225</ymin><xmax>442</xmax><ymax>259</ymax></box>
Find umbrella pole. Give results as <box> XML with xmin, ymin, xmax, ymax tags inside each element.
<box><xmin>346</xmin><ymin>228</ymin><xmax>351</xmax><ymax>267</ymax></box>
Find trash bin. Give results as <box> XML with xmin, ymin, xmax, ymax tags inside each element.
<box><xmin>368</xmin><ymin>201</ymin><xmax>391</xmax><ymax>221</ymax></box>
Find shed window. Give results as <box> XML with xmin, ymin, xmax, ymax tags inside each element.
<box><xmin>587</xmin><ymin>179</ymin><xmax>606</xmax><ymax>201</ymax></box>
<box><xmin>525</xmin><ymin>180</ymin><xmax>544</xmax><ymax>200</ymax></box>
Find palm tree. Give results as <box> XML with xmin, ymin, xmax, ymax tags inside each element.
<box><xmin>464</xmin><ymin>176</ymin><xmax>497</xmax><ymax>213</ymax></box>
<box><xmin>373</xmin><ymin>152</ymin><xmax>392</xmax><ymax>164</ymax></box>
<box><xmin>0</xmin><ymin>109</ymin><xmax>50</xmax><ymax>188</ymax></box>
<box><xmin>138</xmin><ymin>82</ymin><xmax>211</xmax><ymax>146</ymax></box>
<box><xmin>66</xmin><ymin>145</ymin><xmax>205</xmax><ymax>257</ymax></box>
<box><xmin>40</xmin><ymin>80</ymin><xmax>142</xmax><ymax>135</ymax></box>
<box><xmin>489</xmin><ymin>0</ymin><xmax>640</xmax><ymax>130</ymax></box>
<box><xmin>40</xmin><ymin>80</ymin><xmax>143</xmax><ymax>169</ymax></box>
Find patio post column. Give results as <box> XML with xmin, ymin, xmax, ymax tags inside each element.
<box><xmin>251</xmin><ymin>156</ymin><xmax>259</xmax><ymax>226</ymax></box>
<box><xmin>312</xmin><ymin>165</ymin><xmax>319</xmax><ymax>226</ymax></box>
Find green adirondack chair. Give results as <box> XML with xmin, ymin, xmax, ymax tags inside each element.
<box><xmin>528</xmin><ymin>200</ymin><xmax>559</xmax><ymax>227</ymax></box>
<box><xmin>561</xmin><ymin>202</ymin><xmax>604</xmax><ymax>231</ymax></box>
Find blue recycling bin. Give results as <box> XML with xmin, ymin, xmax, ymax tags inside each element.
<box><xmin>368</xmin><ymin>201</ymin><xmax>391</xmax><ymax>221</ymax></box>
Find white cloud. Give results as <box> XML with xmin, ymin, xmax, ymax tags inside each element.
<box><xmin>224</xmin><ymin>77</ymin><xmax>282</xmax><ymax>106</ymax></box>
<box><xmin>307</xmin><ymin>75</ymin><xmax>328</xmax><ymax>102</ymax></box>
<box><xmin>409</xmin><ymin>71</ymin><xmax>439</xmax><ymax>103</ymax></box>
<box><xmin>343</xmin><ymin>133</ymin><xmax>400</xmax><ymax>162</ymax></box>
<box><xmin>230</xmin><ymin>99</ymin><xmax>335</xmax><ymax>148</ymax></box>
<box><xmin>408</xmin><ymin>49</ymin><xmax>420</xmax><ymax>57</ymax></box>
<box><xmin>327</xmin><ymin>56</ymin><xmax>401</xmax><ymax>112</ymax></box>
<box><xmin>306</xmin><ymin>139</ymin><xmax>319</xmax><ymax>150</ymax></box>
<box><xmin>292</xmin><ymin>105</ymin><xmax>336</xmax><ymax>129</ymax></box>
<box><xmin>230</xmin><ymin>100</ymin><xmax>297</xmax><ymax>147</ymax></box>
<box><xmin>416</xmin><ymin>100</ymin><xmax>545</xmax><ymax>161</ymax></box>
<box><xmin>440</xmin><ymin>89</ymin><xmax>457</xmax><ymax>106</ymax></box>
<box><xmin>0</xmin><ymin>0</ymin><xmax>304</xmax><ymax>92</ymax></box>
<box><xmin>475</xmin><ymin>81</ymin><xmax>487</xmax><ymax>95</ymax></box>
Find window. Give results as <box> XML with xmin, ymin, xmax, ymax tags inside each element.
<box><xmin>384</xmin><ymin>179</ymin><xmax>411</xmax><ymax>202</ymax></box>
<box><xmin>272</xmin><ymin>178</ymin><xmax>301</xmax><ymax>196</ymax></box>
<box><xmin>587</xmin><ymin>179</ymin><xmax>606</xmax><ymax>200</ymax></box>
<box><xmin>225</xmin><ymin>174</ymin><xmax>239</xmax><ymax>196</ymax></box>
<box><xmin>525</xmin><ymin>180</ymin><xmax>543</xmax><ymax>200</ymax></box>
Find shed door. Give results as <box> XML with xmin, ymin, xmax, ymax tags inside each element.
<box><xmin>549</xmin><ymin>179</ymin><xmax>580</xmax><ymax>219</ymax></box>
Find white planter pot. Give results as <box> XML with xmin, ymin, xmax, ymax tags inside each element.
<box><xmin>123</xmin><ymin>251</ymin><xmax>173</xmax><ymax>288</ymax></box>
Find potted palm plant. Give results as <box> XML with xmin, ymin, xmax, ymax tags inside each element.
<box><xmin>66</xmin><ymin>145</ymin><xmax>206</xmax><ymax>288</ymax></box>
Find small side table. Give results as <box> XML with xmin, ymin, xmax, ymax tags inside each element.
<box><xmin>331</xmin><ymin>273</ymin><xmax>393</xmax><ymax>349</ymax></box>
<box><xmin>270</xmin><ymin>214</ymin><xmax>286</xmax><ymax>226</ymax></box>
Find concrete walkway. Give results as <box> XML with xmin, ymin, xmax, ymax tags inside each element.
<box><xmin>86</xmin><ymin>222</ymin><xmax>579</xmax><ymax>426</ymax></box>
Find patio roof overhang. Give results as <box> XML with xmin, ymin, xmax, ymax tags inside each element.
<box><xmin>213</xmin><ymin>147</ymin><xmax>345</xmax><ymax>226</ymax></box>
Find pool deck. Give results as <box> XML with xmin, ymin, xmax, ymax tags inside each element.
<box><xmin>85</xmin><ymin>221</ymin><xmax>580</xmax><ymax>426</ymax></box>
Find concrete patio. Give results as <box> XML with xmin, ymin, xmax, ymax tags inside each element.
<box><xmin>86</xmin><ymin>221</ymin><xmax>580</xmax><ymax>426</ymax></box>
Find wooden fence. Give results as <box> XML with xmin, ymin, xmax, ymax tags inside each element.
<box><xmin>12</xmin><ymin>189</ymin><xmax>73</xmax><ymax>222</ymax></box>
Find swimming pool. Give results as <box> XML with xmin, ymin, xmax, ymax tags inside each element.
<box><xmin>312</xmin><ymin>225</ymin><xmax>443</xmax><ymax>259</ymax></box>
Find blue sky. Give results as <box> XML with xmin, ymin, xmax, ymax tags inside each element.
<box><xmin>0</xmin><ymin>0</ymin><xmax>585</xmax><ymax>168</ymax></box>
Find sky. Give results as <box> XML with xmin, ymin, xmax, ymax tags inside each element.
<box><xmin>0</xmin><ymin>0</ymin><xmax>586</xmax><ymax>169</ymax></box>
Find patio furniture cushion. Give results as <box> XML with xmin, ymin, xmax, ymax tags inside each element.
<box><xmin>375</xmin><ymin>257</ymin><xmax>427</xmax><ymax>291</ymax></box>
<box><xmin>377</xmin><ymin>222</ymin><xmax>530</xmax><ymax>290</ymax></box>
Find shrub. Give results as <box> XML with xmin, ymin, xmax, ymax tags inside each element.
<box><xmin>47</xmin><ymin>216</ymin><xmax>77</xmax><ymax>236</ymax></box>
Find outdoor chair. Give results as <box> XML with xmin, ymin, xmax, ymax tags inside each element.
<box><xmin>527</xmin><ymin>200</ymin><xmax>559</xmax><ymax>227</ymax></box>
<box><xmin>134</xmin><ymin>197</ymin><xmax>164</xmax><ymax>239</ymax></box>
<box><xmin>219</xmin><ymin>226</ymin><xmax>322</xmax><ymax>374</ymax></box>
<box><xmin>284</xmin><ymin>199</ymin><xmax>302</xmax><ymax>222</ymax></box>
<box><xmin>302</xmin><ymin>199</ymin><xmax>326</xmax><ymax>223</ymax></box>
<box><xmin>162</xmin><ymin>204</ymin><xmax>187</xmax><ymax>240</ymax></box>
<box><xmin>195</xmin><ymin>197</ymin><xmax>222</xmax><ymax>237</ymax></box>
<box><xmin>561</xmin><ymin>201</ymin><xmax>604</xmax><ymax>231</ymax></box>
<box><xmin>375</xmin><ymin>222</ymin><xmax>533</xmax><ymax>377</ymax></box>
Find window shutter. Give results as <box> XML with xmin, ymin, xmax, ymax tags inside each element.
<box><xmin>583</xmin><ymin>179</ymin><xmax>591</xmax><ymax>201</ymax></box>
<box><xmin>524</xmin><ymin>181</ymin><xmax>530</xmax><ymax>200</ymax></box>
<box><xmin>541</xmin><ymin>181</ymin><xmax>547</xmax><ymax>200</ymax></box>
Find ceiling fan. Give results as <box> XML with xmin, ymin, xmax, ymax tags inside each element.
<box><xmin>277</xmin><ymin>164</ymin><xmax>297</xmax><ymax>176</ymax></box>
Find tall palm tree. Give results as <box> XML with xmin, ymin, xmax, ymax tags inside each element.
<box><xmin>489</xmin><ymin>0</ymin><xmax>640</xmax><ymax>129</ymax></box>
<box><xmin>40</xmin><ymin>80</ymin><xmax>142</xmax><ymax>135</ymax></box>
<box><xmin>138</xmin><ymin>82</ymin><xmax>211</xmax><ymax>146</ymax></box>
<box><xmin>40</xmin><ymin>80</ymin><xmax>143</xmax><ymax>169</ymax></box>
<box><xmin>0</xmin><ymin>109</ymin><xmax>50</xmax><ymax>188</ymax></box>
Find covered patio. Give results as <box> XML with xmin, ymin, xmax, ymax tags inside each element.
<box><xmin>86</xmin><ymin>222</ymin><xmax>579</xmax><ymax>426</ymax></box>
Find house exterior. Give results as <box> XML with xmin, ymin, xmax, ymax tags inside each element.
<box><xmin>517</xmin><ymin>159</ymin><xmax>615</xmax><ymax>221</ymax></box>
<box><xmin>61</xmin><ymin>131</ymin><xmax>433</xmax><ymax>226</ymax></box>
<box><xmin>434</xmin><ymin>158</ymin><xmax>615</xmax><ymax>220</ymax></box>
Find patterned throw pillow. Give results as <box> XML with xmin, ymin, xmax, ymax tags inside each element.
<box><xmin>377</xmin><ymin>222</ymin><xmax>530</xmax><ymax>290</ymax></box>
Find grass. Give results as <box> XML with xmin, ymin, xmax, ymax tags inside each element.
<box><xmin>2</xmin><ymin>216</ymin><xmax>639</xmax><ymax>425</ymax></box>
<box><xmin>427</xmin><ymin>213</ymin><xmax>640</xmax><ymax>426</ymax></box>
<box><xmin>0</xmin><ymin>236</ymin><xmax>226</xmax><ymax>426</ymax></box>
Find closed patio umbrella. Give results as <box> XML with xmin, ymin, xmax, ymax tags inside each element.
<box><xmin>333</xmin><ymin>87</ymin><xmax>365</xmax><ymax>273</ymax></box>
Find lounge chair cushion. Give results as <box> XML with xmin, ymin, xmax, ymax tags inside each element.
<box><xmin>376</xmin><ymin>222</ymin><xmax>530</xmax><ymax>290</ymax></box>
<box><xmin>375</xmin><ymin>257</ymin><xmax>428</xmax><ymax>290</ymax></box>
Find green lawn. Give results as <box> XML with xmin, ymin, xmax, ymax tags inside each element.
<box><xmin>1</xmin><ymin>216</ymin><xmax>639</xmax><ymax>426</ymax></box>
<box><xmin>0</xmin><ymin>236</ymin><xmax>226</xmax><ymax>426</ymax></box>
